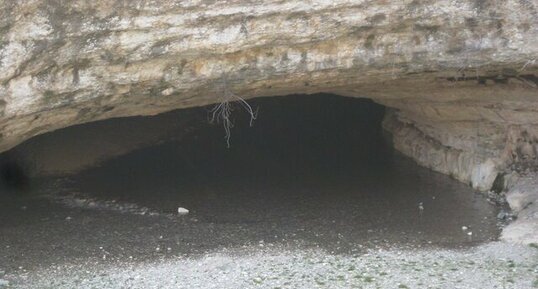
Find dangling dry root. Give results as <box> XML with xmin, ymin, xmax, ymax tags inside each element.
<box><xmin>209</xmin><ymin>77</ymin><xmax>258</xmax><ymax>147</ymax></box>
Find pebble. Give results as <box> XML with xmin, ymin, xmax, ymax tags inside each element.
<box><xmin>497</xmin><ymin>211</ymin><xmax>513</xmax><ymax>220</ymax></box>
<box><xmin>177</xmin><ymin>207</ymin><xmax>190</xmax><ymax>215</ymax></box>
<box><xmin>462</xmin><ymin>226</ymin><xmax>468</xmax><ymax>231</ymax></box>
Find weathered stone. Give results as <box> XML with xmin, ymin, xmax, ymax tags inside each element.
<box><xmin>0</xmin><ymin>0</ymin><xmax>537</xmax><ymax>194</ymax></box>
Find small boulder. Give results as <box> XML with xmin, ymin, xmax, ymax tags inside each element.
<box><xmin>177</xmin><ymin>207</ymin><xmax>189</xmax><ymax>215</ymax></box>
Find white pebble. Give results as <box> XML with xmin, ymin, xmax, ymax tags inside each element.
<box><xmin>462</xmin><ymin>226</ymin><xmax>468</xmax><ymax>231</ymax></box>
<box><xmin>177</xmin><ymin>207</ymin><xmax>189</xmax><ymax>215</ymax></box>
<box><xmin>467</xmin><ymin>231</ymin><xmax>473</xmax><ymax>236</ymax></box>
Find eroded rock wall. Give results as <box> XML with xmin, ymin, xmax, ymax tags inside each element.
<box><xmin>1</xmin><ymin>0</ymin><xmax>538</xmax><ymax>243</ymax></box>
<box><xmin>382</xmin><ymin>106</ymin><xmax>538</xmax><ymax>191</ymax></box>
<box><xmin>1</xmin><ymin>0</ymin><xmax>537</xmax><ymax>152</ymax></box>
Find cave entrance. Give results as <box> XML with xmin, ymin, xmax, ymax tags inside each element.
<box><xmin>0</xmin><ymin>94</ymin><xmax>501</xmax><ymax>262</ymax></box>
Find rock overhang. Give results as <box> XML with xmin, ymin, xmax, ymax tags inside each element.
<box><xmin>0</xmin><ymin>0</ymin><xmax>537</xmax><ymax>194</ymax></box>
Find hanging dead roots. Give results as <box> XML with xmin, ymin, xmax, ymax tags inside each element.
<box><xmin>209</xmin><ymin>78</ymin><xmax>258</xmax><ymax>147</ymax></box>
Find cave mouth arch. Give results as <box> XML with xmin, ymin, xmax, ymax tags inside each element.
<box><xmin>0</xmin><ymin>93</ymin><xmax>501</xmax><ymax>250</ymax></box>
<box><xmin>5</xmin><ymin>93</ymin><xmax>392</xmax><ymax>178</ymax></box>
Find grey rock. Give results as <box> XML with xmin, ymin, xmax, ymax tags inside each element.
<box><xmin>0</xmin><ymin>1</ymin><xmax>537</xmax><ymax>196</ymax></box>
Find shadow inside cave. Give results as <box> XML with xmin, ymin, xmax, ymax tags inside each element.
<box><xmin>0</xmin><ymin>94</ymin><xmax>501</xmax><ymax>270</ymax></box>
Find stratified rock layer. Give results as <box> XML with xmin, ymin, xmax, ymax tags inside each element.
<box><xmin>1</xmin><ymin>0</ymin><xmax>538</xmax><ymax>192</ymax></box>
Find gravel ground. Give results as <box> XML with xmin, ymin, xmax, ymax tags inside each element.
<box><xmin>5</xmin><ymin>242</ymin><xmax>538</xmax><ymax>289</ymax></box>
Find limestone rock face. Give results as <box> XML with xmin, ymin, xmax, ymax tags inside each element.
<box><xmin>1</xmin><ymin>0</ymin><xmax>538</xmax><ymax>192</ymax></box>
<box><xmin>501</xmin><ymin>173</ymin><xmax>538</xmax><ymax>244</ymax></box>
